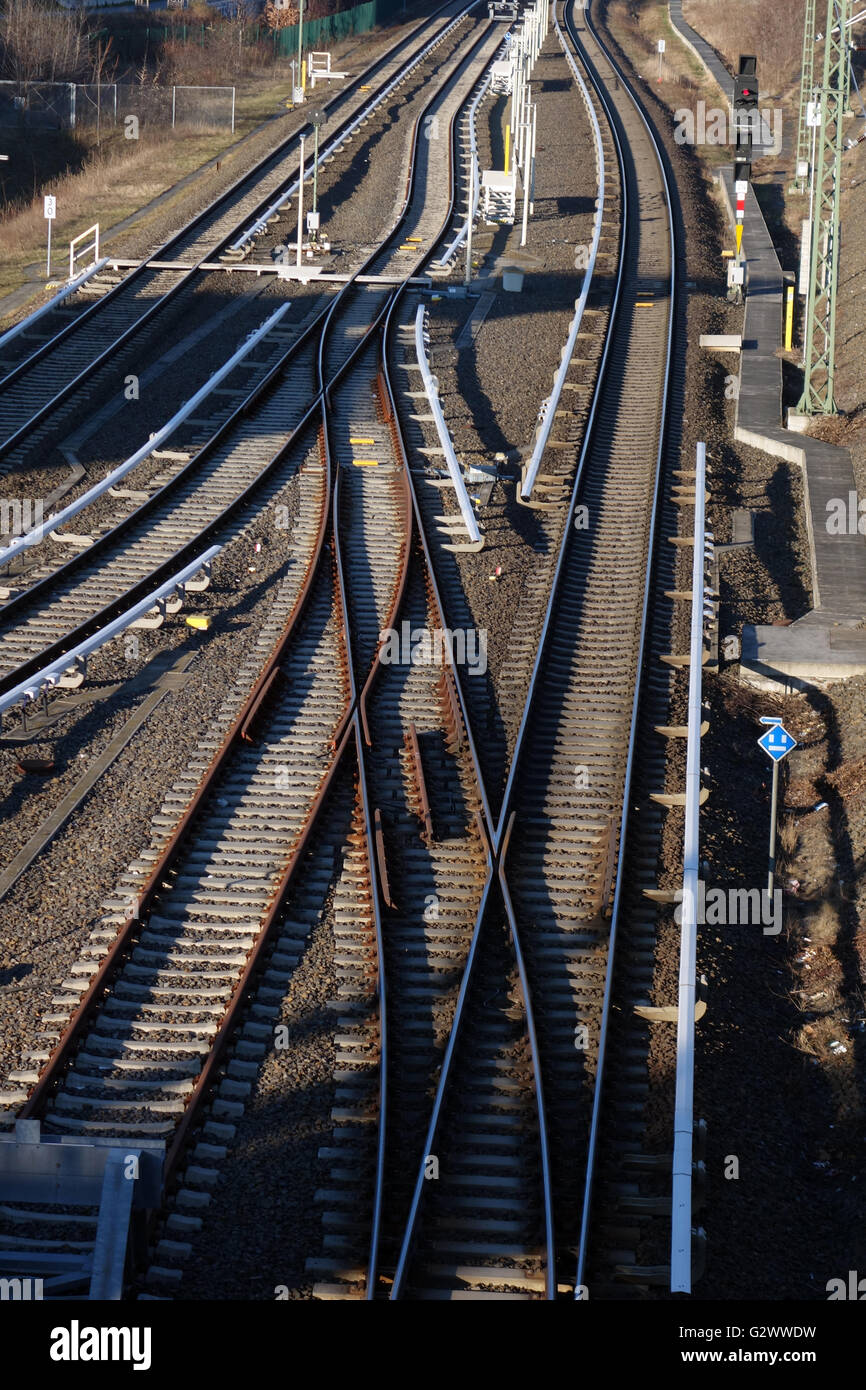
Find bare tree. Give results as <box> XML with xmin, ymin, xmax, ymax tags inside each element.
<box><xmin>0</xmin><ymin>0</ymin><xmax>90</xmax><ymax>88</ymax></box>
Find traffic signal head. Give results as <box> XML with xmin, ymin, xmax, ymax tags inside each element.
<box><xmin>734</xmin><ymin>55</ymin><xmax>758</xmax><ymax>111</ymax></box>
<box><xmin>733</xmin><ymin>157</ymin><xmax>752</xmax><ymax>185</ymax></box>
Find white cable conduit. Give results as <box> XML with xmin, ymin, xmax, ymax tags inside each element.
<box><xmin>0</xmin><ymin>259</ymin><xmax>109</xmax><ymax>355</ymax></box>
<box><xmin>435</xmin><ymin>68</ymin><xmax>495</xmax><ymax>268</ymax></box>
<box><xmin>414</xmin><ymin>303</ymin><xmax>482</xmax><ymax>545</ymax></box>
<box><xmin>0</xmin><ymin>303</ymin><xmax>291</xmax><ymax>571</ymax></box>
<box><xmin>520</xmin><ymin>3</ymin><xmax>604</xmax><ymax>500</ymax></box>
<box><xmin>0</xmin><ymin>544</ymin><xmax>221</xmax><ymax>725</ymax></box>
<box><xmin>670</xmin><ymin>441</ymin><xmax>707</xmax><ymax>1295</ymax></box>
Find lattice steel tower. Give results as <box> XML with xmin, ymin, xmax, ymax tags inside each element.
<box><xmin>797</xmin><ymin>0</ymin><xmax>851</xmax><ymax>415</ymax></box>
<box><xmin>794</xmin><ymin>0</ymin><xmax>818</xmax><ymax>180</ymax></box>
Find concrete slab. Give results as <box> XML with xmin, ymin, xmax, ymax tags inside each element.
<box><xmin>741</xmin><ymin>623</ymin><xmax>866</xmax><ymax>691</ymax></box>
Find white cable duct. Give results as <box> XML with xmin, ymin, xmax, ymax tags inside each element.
<box><xmin>0</xmin><ymin>303</ymin><xmax>291</xmax><ymax>571</ymax></box>
<box><xmin>520</xmin><ymin>4</ymin><xmax>604</xmax><ymax>500</ymax></box>
<box><xmin>670</xmin><ymin>441</ymin><xmax>707</xmax><ymax>1295</ymax></box>
<box><xmin>435</xmin><ymin>68</ymin><xmax>494</xmax><ymax>268</ymax></box>
<box><xmin>414</xmin><ymin>303</ymin><xmax>482</xmax><ymax>545</ymax></box>
<box><xmin>0</xmin><ymin>259</ymin><xmax>109</xmax><ymax>355</ymax></box>
<box><xmin>0</xmin><ymin>544</ymin><xmax>222</xmax><ymax>725</ymax></box>
<box><xmin>231</xmin><ymin>4</ymin><xmax>477</xmax><ymax>253</ymax></box>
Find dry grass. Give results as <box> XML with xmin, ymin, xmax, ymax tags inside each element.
<box><xmin>683</xmin><ymin>0</ymin><xmax>806</xmax><ymax>97</ymax></box>
<box><xmin>0</xmin><ymin>125</ymin><xmax>229</xmax><ymax>296</ymax></box>
<box><xmin>0</xmin><ymin>72</ymin><xmax>296</xmax><ymax>301</ymax></box>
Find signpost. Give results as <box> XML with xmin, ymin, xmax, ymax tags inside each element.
<box><xmin>734</xmin><ymin>178</ymin><xmax>747</xmax><ymax>258</ymax></box>
<box><xmin>758</xmin><ymin>716</ymin><xmax>797</xmax><ymax>894</ymax></box>
<box><xmin>44</xmin><ymin>195</ymin><xmax>56</xmax><ymax>278</ymax></box>
<box><xmin>657</xmin><ymin>38</ymin><xmax>665</xmax><ymax>82</ymax></box>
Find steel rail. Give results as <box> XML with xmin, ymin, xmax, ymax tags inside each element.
<box><xmin>399</xmin><ymin>0</ymin><xmax>675</xmax><ymax>1297</ymax></box>
<box><xmin>14</xmin><ymin>21</ymin><xmax>502</xmax><ymax>1220</ymax></box>
<box><xmin>0</xmin><ymin>0</ymin><xmax>460</xmax><ymax>372</ymax></box>
<box><xmin>388</xmin><ymin>859</ymin><xmax>496</xmax><ymax>1298</ymax></box>
<box><xmin>18</xmin><ymin>422</ymin><xmax>337</xmax><ymax>1127</ymax></box>
<box><xmin>561</xmin><ymin>0</ymin><xmax>676</xmax><ymax>1295</ymax></box>
<box><xmin>0</xmin><ymin>1</ymin><xmax>473</xmax><ymax>463</ymax></box>
<box><xmin>492</xmin><ymin>0</ymin><xmax>627</xmax><ymax>853</ymax></box>
<box><xmin>334</xmin><ymin>29</ymin><xmax>503</xmax><ymax>1295</ymax></box>
<box><xmin>0</xmin><ymin>26</ymin><xmax>497</xmax><ymax>709</ymax></box>
<box><xmin>0</xmin><ymin>304</ymin><xmax>292</xmax><ymax>571</ymax></box>
<box><xmin>231</xmin><ymin>2</ymin><xmax>478</xmax><ymax>252</ymax></box>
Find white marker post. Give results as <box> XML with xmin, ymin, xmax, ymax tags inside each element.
<box><xmin>44</xmin><ymin>194</ymin><xmax>56</xmax><ymax>278</ymax></box>
<box><xmin>296</xmin><ymin>134</ymin><xmax>306</xmax><ymax>269</ymax></box>
<box><xmin>657</xmin><ymin>37</ymin><xmax>665</xmax><ymax>83</ymax></box>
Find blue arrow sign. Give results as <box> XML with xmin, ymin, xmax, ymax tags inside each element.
<box><xmin>758</xmin><ymin>723</ymin><xmax>796</xmax><ymax>762</ymax></box>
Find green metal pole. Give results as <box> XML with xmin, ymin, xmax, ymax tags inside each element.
<box><xmin>313</xmin><ymin>121</ymin><xmax>319</xmax><ymax>217</ymax></box>
<box><xmin>796</xmin><ymin>0</ymin><xmax>849</xmax><ymax>415</ymax></box>
<box><xmin>297</xmin><ymin>0</ymin><xmax>305</xmax><ymax>96</ymax></box>
<box><xmin>794</xmin><ymin>0</ymin><xmax>817</xmax><ymax>186</ymax></box>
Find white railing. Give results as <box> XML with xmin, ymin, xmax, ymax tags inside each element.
<box><xmin>69</xmin><ymin>223</ymin><xmax>100</xmax><ymax>282</ymax></box>
<box><xmin>435</xmin><ymin>65</ymin><xmax>496</xmax><ymax>268</ymax></box>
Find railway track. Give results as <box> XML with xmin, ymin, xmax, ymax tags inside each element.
<box><xmin>386</xmin><ymin>0</ymin><xmax>678</xmax><ymax>1298</ymax></box>
<box><xmin>0</xmin><ymin>14</ymin><xmax>509</xmax><ymax>1299</ymax></box>
<box><xmin>0</xmin><ymin>16</ymin><xmax>501</xmax><ymax>708</ymax></box>
<box><xmin>0</xmin><ymin>0</ymin><xmax>475</xmax><ymax>471</ymax></box>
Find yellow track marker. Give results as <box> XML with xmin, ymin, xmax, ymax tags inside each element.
<box><xmin>405</xmin><ymin>236</ymin><xmax>422</xmax><ymax>243</ymax></box>
<box><xmin>186</xmin><ymin>615</ymin><xmax>210</xmax><ymax>631</ymax></box>
<box><xmin>352</xmin><ymin>458</ymin><xmax>379</xmax><ymax>467</ymax></box>
<box><xmin>350</xmin><ymin>437</ymin><xmax>375</xmax><ymax>445</ymax></box>
<box><xmin>635</xmin><ymin>301</ymin><xmax>655</xmax><ymax>307</ymax></box>
<box><xmin>735</xmin><ymin>224</ymin><xmax>743</xmax><ymax>256</ymax></box>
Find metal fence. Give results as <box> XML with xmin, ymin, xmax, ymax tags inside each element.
<box><xmin>130</xmin><ymin>0</ymin><xmax>407</xmax><ymax>56</ymax></box>
<box><xmin>0</xmin><ymin>80</ymin><xmax>236</xmax><ymax>131</ymax></box>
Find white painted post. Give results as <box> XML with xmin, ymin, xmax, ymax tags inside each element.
<box><xmin>296</xmin><ymin>133</ymin><xmax>306</xmax><ymax>268</ymax></box>
<box><xmin>529</xmin><ymin>100</ymin><xmax>537</xmax><ymax>214</ymax></box>
<box><xmin>520</xmin><ymin>117</ymin><xmax>530</xmax><ymax>245</ymax></box>
<box><xmin>172</xmin><ymin>85</ymin><xmax>176</xmax><ymax>129</ymax></box>
<box><xmin>231</xmin><ymin>86</ymin><xmax>235</xmax><ymax>134</ymax></box>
